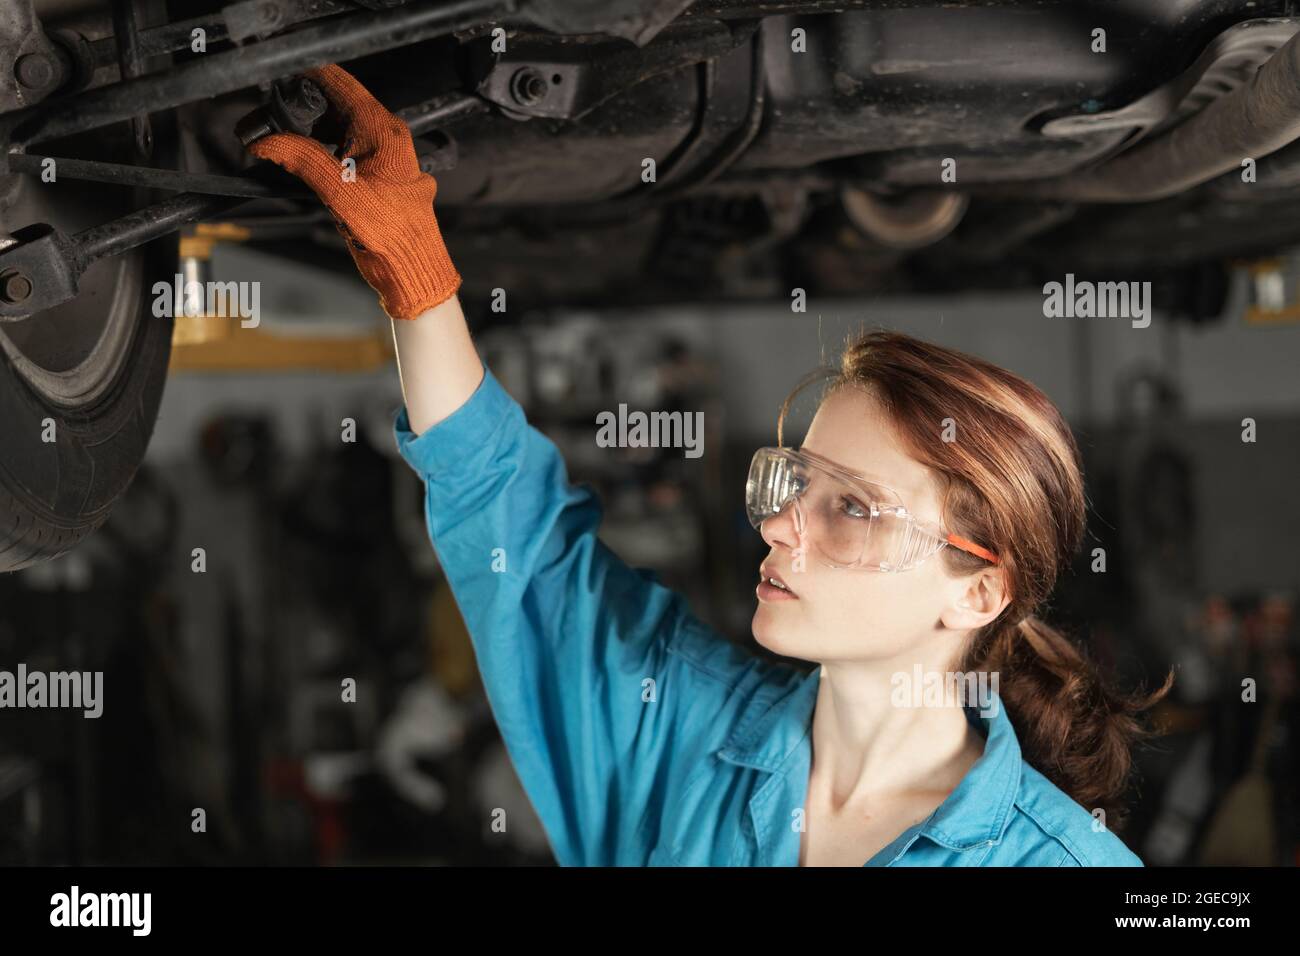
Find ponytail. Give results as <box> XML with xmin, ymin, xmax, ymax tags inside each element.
<box><xmin>961</xmin><ymin>614</ymin><xmax>1173</xmax><ymax>832</ymax></box>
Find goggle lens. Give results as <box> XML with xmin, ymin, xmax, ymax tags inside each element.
<box><xmin>745</xmin><ymin>448</ymin><xmax>944</xmax><ymax>571</ymax></box>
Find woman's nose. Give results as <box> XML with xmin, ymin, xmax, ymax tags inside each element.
<box><xmin>760</xmin><ymin>498</ymin><xmax>804</xmax><ymax>552</ymax></box>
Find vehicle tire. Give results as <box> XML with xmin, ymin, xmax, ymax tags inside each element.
<box><xmin>0</xmin><ymin>240</ymin><xmax>174</xmax><ymax>571</ymax></box>
<box><xmin>0</xmin><ymin>0</ymin><xmax>177</xmax><ymax>571</ymax></box>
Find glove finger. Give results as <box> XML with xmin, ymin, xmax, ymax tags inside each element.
<box><xmin>305</xmin><ymin>64</ymin><xmax>418</xmax><ymax>178</ymax></box>
<box><xmin>247</xmin><ymin>131</ymin><xmax>360</xmax><ymax>206</ymax></box>
<box><xmin>304</xmin><ymin>64</ymin><xmax>396</xmax><ymax>156</ymax></box>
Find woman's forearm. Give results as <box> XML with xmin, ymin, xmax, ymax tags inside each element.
<box><xmin>390</xmin><ymin>294</ymin><xmax>485</xmax><ymax>435</ymax></box>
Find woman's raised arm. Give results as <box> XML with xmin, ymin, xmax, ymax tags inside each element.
<box><xmin>245</xmin><ymin>62</ymin><xmax>771</xmax><ymax>865</ymax></box>
<box><xmin>389</xmin><ymin>294</ymin><xmax>483</xmax><ymax>434</ymax></box>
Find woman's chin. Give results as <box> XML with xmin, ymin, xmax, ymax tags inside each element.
<box><xmin>752</xmin><ymin>610</ymin><xmax>794</xmax><ymax>656</ymax></box>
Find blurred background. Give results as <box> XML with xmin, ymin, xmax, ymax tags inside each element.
<box><xmin>0</xmin><ymin>239</ymin><xmax>1297</xmax><ymax>867</ymax></box>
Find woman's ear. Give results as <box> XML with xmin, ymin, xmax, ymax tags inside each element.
<box><xmin>939</xmin><ymin>567</ymin><xmax>1011</xmax><ymax>632</ymax></box>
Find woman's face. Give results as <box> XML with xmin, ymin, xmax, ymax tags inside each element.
<box><xmin>752</xmin><ymin>385</ymin><xmax>974</xmax><ymax>665</ymax></box>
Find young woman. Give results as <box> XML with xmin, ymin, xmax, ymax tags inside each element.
<box><xmin>251</xmin><ymin>64</ymin><xmax>1172</xmax><ymax>866</ymax></box>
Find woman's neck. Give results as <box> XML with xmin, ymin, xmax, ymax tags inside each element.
<box><xmin>809</xmin><ymin>662</ymin><xmax>986</xmax><ymax>813</ymax></box>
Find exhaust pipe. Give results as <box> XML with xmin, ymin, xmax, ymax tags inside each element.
<box><xmin>841</xmin><ymin>187</ymin><xmax>967</xmax><ymax>249</ymax></box>
<box><xmin>1016</xmin><ymin>25</ymin><xmax>1300</xmax><ymax>203</ymax></box>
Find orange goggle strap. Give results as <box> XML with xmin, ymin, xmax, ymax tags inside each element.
<box><xmin>945</xmin><ymin>533</ymin><xmax>1000</xmax><ymax>565</ymax></box>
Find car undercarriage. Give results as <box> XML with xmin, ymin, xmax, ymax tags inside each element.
<box><xmin>8</xmin><ymin>2</ymin><xmax>1300</xmax><ymax>308</ymax></box>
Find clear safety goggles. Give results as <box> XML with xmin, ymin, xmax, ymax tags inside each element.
<box><xmin>745</xmin><ymin>446</ymin><xmax>1000</xmax><ymax>572</ymax></box>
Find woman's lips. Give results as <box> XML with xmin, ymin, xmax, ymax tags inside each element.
<box><xmin>757</xmin><ymin>565</ymin><xmax>798</xmax><ymax>601</ymax></box>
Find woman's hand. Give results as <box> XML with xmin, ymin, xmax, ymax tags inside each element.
<box><xmin>245</xmin><ymin>63</ymin><xmax>461</xmax><ymax>320</ymax></box>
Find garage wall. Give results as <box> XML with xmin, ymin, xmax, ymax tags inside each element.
<box><xmin>655</xmin><ymin>273</ymin><xmax>1300</xmax><ymax>437</ymax></box>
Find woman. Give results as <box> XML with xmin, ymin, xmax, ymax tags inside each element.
<box><xmin>250</xmin><ymin>64</ymin><xmax>1172</xmax><ymax>866</ymax></box>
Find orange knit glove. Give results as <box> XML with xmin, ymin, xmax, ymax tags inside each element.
<box><xmin>245</xmin><ymin>64</ymin><xmax>461</xmax><ymax>319</ymax></box>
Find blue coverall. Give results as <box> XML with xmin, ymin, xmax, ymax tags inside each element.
<box><xmin>393</xmin><ymin>362</ymin><xmax>1144</xmax><ymax>867</ymax></box>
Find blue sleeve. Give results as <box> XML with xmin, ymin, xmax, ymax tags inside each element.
<box><xmin>392</xmin><ymin>362</ymin><xmax>758</xmax><ymax>865</ymax></box>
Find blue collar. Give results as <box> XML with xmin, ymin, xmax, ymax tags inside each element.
<box><xmin>718</xmin><ymin>665</ymin><xmax>1022</xmax><ymax>851</ymax></box>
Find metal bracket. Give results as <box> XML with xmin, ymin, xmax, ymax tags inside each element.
<box><xmin>0</xmin><ymin>193</ymin><xmax>250</xmax><ymax>320</ymax></box>
<box><xmin>475</xmin><ymin>18</ymin><xmax>747</xmax><ymax>122</ymax></box>
<box><xmin>0</xmin><ymin>0</ymin><xmax>70</xmax><ymax>111</ymax></box>
<box><xmin>0</xmin><ymin>224</ymin><xmax>79</xmax><ymax>320</ymax></box>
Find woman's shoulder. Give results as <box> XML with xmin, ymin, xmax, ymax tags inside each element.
<box><xmin>664</xmin><ymin>612</ymin><xmax>790</xmax><ymax>690</ymax></box>
<box><xmin>1001</xmin><ymin>760</ymin><xmax>1145</xmax><ymax>866</ymax></box>
<box><xmin>659</xmin><ymin>611</ymin><xmax>817</xmax><ymax>742</ymax></box>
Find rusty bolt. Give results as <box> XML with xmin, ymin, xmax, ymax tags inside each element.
<box><xmin>509</xmin><ymin>67</ymin><xmax>548</xmax><ymax>107</ymax></box>
<box><xmin>14</xmin><ymin>53</ymin><xmax>55</xmax><ymax>91</ymax></box>
<box><xmin>0</xmin><ymin>270</ymin><xmax>33</xmax><ymax>303</ymax></box>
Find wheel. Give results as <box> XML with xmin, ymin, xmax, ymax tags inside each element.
<box><xmin>0</xmin><ymin>0</ymin><xmax>175</xmax><ymax>572</ymax></box>
<box><xmin>0</xmin><ymin>220</ymin><xmax>175</xmax><ymax>572</ymax></box>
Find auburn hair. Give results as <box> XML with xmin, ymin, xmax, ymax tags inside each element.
<box><xmin>777</xmin><ymin>329</ymin><xmax>1173</xmax><ymax>831</ymax></box>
